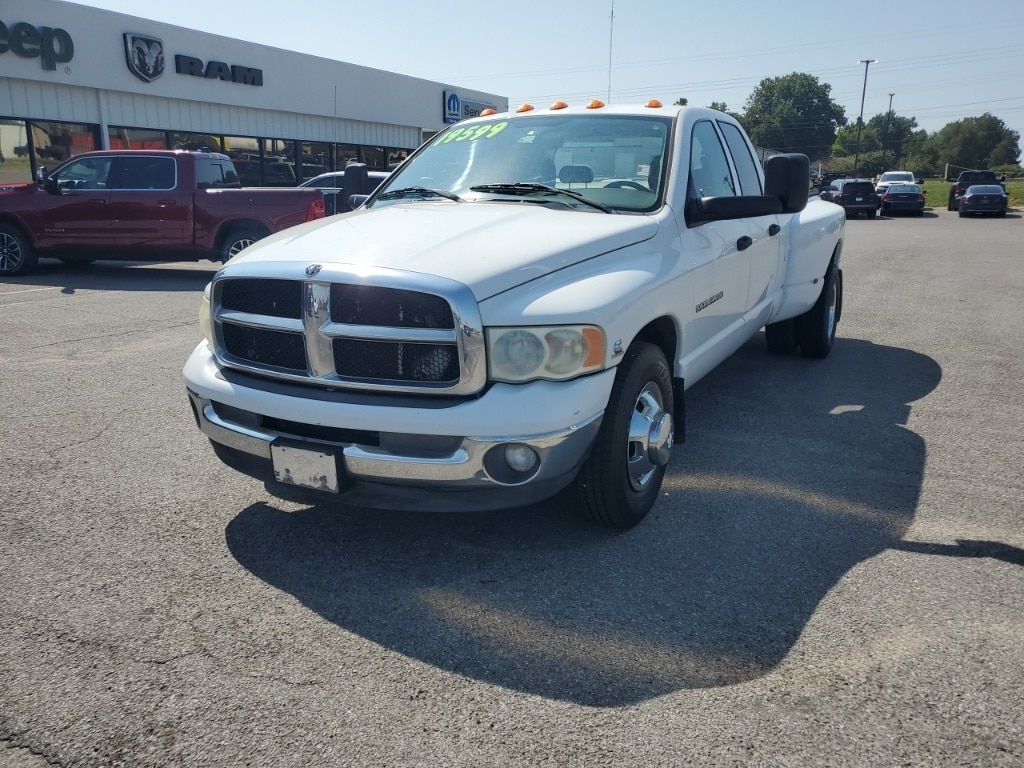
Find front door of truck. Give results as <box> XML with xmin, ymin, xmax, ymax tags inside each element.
<box><xmin>33</xmin><ymin>156</ymin><xmax>113</xmax><ymax>251</ymax></box>
<box><xmin>106</xmin><ymin>155</ymin><xmax>186</xmax><ymax>256</ymax></box>
<box><xmin>681</xmin><ymin>121</ymin><xmax>751</xmax><ymax>360</ymax></box>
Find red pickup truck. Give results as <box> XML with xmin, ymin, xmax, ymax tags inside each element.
<box><xmin>0</xmin><ymin>149</ymin><xmax>326</xmax><ymax>276</ymax></box>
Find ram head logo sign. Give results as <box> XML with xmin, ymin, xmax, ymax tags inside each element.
<box><xmin>124</xmin><ymin>33</ymin><xmax>164</xmax><ymax>83</ymax></box>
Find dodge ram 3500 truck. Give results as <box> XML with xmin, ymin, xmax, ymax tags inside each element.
<box><xmin>0</xmin><ymin>149</ymin><xmax>326</xmax><ymax>275</ymax></box>
<box><xmin>183</xmin><ymin>102</ymin><xmax>846</xmax><ymax>529</ymax></box>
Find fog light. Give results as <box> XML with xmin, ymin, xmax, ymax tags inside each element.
<box><xmin>504</xmin><ymin>444</ymin><xmax>539</xmax><ymax>473</ymax></box>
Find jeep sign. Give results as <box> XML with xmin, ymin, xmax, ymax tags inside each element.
<box><xmin>0</xmin><ymin>18</ymin><xmax>74</xmax><ymax>71</ymax></box>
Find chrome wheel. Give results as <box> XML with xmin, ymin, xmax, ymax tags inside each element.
<box><xmin>626</xmin><ymin>383</ymin><xmax>673</xmax><ymax>492</ymax></box>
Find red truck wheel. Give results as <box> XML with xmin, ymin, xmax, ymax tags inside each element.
<box><xmin>0</xmin><ymin>223</ymin><xmax>37</xmax><ymax>276</ymax></box>
<box><xmin>220</xmin><ymin>226</ymin><xmax>265</xmax><ymax>263</ymax></box>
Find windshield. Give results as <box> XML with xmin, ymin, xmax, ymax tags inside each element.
<box><xmin>880</xmin><ymin>172</ymin><xmax>914</xmax><ymax>182</ymax></box>
<box><xmin>371</xmin><ymin>113</ymin><xmax>672</xmax><ymax>213</ymax></box>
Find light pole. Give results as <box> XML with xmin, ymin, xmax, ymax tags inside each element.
<box><xmin>853</xmin><ymin>58</ymin><xmax>877</xmax><ymax>176</ymax></box>
<box><xmin>882</xmin><ymin>92</ymin><xmax>894</xmax><ymax>168</ymax></box>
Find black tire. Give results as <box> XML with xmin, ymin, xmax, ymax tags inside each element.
<box><xmin>765</xmin><ymin>317</ymin><xmax>799</xmax><ymax>354</ymax></box>
<box><xmin>572</xmin><ymin>342</ymin><xmax>674</xmax><ymax>529</ymax></box>
<box><xmin>868</xmin><ymin>208</ymin><xmax>876</xmax><ymax>219</ymax></box>
<box><xmin>797</xmin><ymin>263</ymin><xmax>841</xmax><ymax>359</ymax></box>
<box><xmin>220</xmin><ymin>226</ymin><xmax>264</xmax><ymax>263</ymax></box>
<box><xmin>998</xmin><ymin>210</ymin><xmax>1007</xmax><ymax>217</ymax></box>
<box><xmin>0</xmin><ymin>223</ymin><xmax>37</xmax><ymax>276</ymax></box>
<box><xmin>958</xmin><ymin>209</ymin><xmax>967</xmax><ymax>218</ymax></box>
<box><xmin>947</xmin><ymin>191</ymin><xmax>956</xmax><ymax>211</ymax></box>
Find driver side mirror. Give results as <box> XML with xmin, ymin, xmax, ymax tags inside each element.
<box><xmin>44</xmin><ymin>176</ymin><xmax>61</xmax><ymax>194</ymax></box>
<box><xmin>36</xmin><ymin>166</ymin><xmax>49</xmax><ymax>181</ymax></box>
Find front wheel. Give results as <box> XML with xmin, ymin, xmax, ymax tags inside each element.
<box><xmin>219</xmin><ymin>226</ymin><xmax>264</xmax><ymax>263</ymax></box>
<box><xmin>572</xmin><ymin>342</ymin><xmax>674</xmax><ymax>529</ymax></box>
<box><xmin>797</xmin><ymin>263</ymin><xmax>841</xmax><ymax>358</ymax></box>
<box><xmin>0</xmin><ymin>223</ymin><xmax>37</xmax><ymax>276</ymax></box>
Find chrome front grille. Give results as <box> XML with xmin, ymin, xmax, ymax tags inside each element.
<box><xmin>210</xmin><ymin>265</ymin><xmax>486</xmax><ymax>394</ymax></box>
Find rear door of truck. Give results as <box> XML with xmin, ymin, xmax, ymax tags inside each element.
<box><xmin>106</xmin><ymin>154</ymin><xmax>187</xmax><ymax>255</ymax></box>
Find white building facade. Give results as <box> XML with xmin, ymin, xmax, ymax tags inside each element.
<box><xmin>0</xmin><ymin>0</ymin><xmax>505</xmax><ymax>184</ymax></box>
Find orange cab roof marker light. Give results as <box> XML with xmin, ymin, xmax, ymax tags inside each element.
<box><xmin>645</xmin><ymin>99</ymin><xmax>663</xmax><ymax>108</ymax></box>
<box><xmin>585</xmin><ymin>99</ymin><xmax>605</xmax><ymax>109</ymax></box>
<box><xmin>549</xmin><ymin>101</ymin><xmax>569</xmax><ymax>110</ymax></box>
<box><xmin>516</xmin><ymin>103</ymin><xmax>535</xmax><ymax>113</ymax></box>
<box><xmin>480</xmin><ymin>108</ymin><xmax>498</xmax><ymax>117</ymax></box>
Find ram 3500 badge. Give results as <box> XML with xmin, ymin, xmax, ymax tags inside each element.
<box><xmin>184</xmin><ymin>101</ymin><xmax>846</xmax><ymax>529</ymax></box>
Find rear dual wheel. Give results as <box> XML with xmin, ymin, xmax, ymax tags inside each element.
<box><xmin>797</xmin><ymin>262</ymin><xmax>841</xmax><ymax>358</ymax></box>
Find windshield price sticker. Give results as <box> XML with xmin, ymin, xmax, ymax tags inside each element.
<box><xmin>434</xmin><ymin>122</ymin><xmax>508</xmax><ymax>145</ymax></box>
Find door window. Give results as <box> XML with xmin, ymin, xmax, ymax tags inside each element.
<box><xmin>718</xmin><ymin>122</ymin><xmax>763</xmax><ymax>195</ymax></box>
<box><xmin>51</xmin><ymin>157</ymin><xmax>111</xmax><ymax>190</ymax></box>
<box><xmin>689</xmin><ymin>121</ymin><xmax>736</xmax><ymax>198</ymax></box>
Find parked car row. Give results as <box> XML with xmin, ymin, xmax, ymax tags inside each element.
<box><xmin>818</xmin><ymin>170</ymin><xmax>1010</xmax><ymax>220</ymax></box>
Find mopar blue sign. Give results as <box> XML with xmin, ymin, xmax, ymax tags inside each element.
<box><xmin>443</xmin><ymin>90</ymin><xmax>497</xmax><ymax>124</ymax></box>
<box><xmin>444</xmin><ymin>91</ymin><xmax>461</xmax><ymax>123</ymax></box>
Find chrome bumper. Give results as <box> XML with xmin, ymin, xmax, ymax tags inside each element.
<box><xmin>187</xmin><ymin>389</ymin><xmax>602</xmax><ymax>492</ymax></box>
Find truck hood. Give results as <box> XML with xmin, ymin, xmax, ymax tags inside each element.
<box><xmin>231</xmin><ymin>202</ymin><xmax>659</xmax><ymax>299</ymax></box>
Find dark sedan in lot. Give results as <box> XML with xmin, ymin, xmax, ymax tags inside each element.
<box><xmin>958</xmin><ymin>185</ymin><xmax>1008</xmax><ymax>217</ymax></box>
<box><xmin>879</xmin><ymin>183</ymin><xmax>926</xmax><ymax>216</ymax></box>
<box><xmin>820</xmin><ymin>178</ymin><xmax>878</xmax><ymax>218</ymax></box>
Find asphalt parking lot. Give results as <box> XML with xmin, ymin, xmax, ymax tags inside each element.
<box><xmin>1</xmin><ymin>208</ymin><xmax>1022</xmax><ymax>767</ymax></box>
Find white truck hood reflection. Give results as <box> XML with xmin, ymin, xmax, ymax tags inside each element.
<box><xmin>232</xmin><ymin>202</ymin><xmax>659</xmax><ymax>300</ymax></box>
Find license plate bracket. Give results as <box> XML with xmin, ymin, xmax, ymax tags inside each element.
<box><xmin>271</xmin><ymin>441</ymin><xmax>343</xmax><ymax>493</ymax></box>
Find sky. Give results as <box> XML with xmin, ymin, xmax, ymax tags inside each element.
<box><xmin>65</xmin><ymin>0</ymin><xmax>1024</xmax><ymax>158</ymax></box>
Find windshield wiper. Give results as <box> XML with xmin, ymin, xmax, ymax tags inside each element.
<box><xmin>470</xmin><ymin>182</ymin><xmax>613</xmax><ymax>213</ymax></box>
<box><xmin>376</xmin><ymin>186</ymin><xmax>463</xmax><ymax>203</ymax></box>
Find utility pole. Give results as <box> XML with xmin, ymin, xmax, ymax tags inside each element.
<box><xmin>607</xmin><ymin>1</ymin><xmax>615</xmax><ymax>103</ymax></box>
<box><xmin>853</xmin><ymin>59</ymin><xmax>877</xmax><ymax>176</ymax></box>
<box><xmin>883</xmin><ymin>92</ymin><xmax>894</xmax><ymax>168</ymax></box>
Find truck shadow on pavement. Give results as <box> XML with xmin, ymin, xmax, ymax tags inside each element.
<box><xmin>225</xmin><ymin>335</ymin><xmax>944</xmax><ymax>707</ymax></box>
<box><xmin>1</xmin><ymin>260</ymin><xmax>215</xmax><ymax>293</ymax></box>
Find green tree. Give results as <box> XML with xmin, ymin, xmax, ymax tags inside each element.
<box><xmin>867</xmin><ymin>112</ymin><xmax>918</xmax><ymax>167</ymax></box>
<box><xmin>674</xmin><ymin>97</ymin><xmax>688</xmax><ymax>106</ymax></box>
<box><xmin>832</xmin><ymin>124</ymin><xmax>881</xmax><ymax>157</ymax></box>
<box><xmin>708</xmin><ymin>101</ymin><xmax>743</xmax><ymax>122</ymax></box>
<box><xmin>904</xmin><ymin>130</ymin><xmax>939</xmax><ymax>177</ymax></box>
<box><xmin>931</xmin><ymin>113</ymin><xmax>1021</xmax><ymax>170</ymax></box>
<box><xmin>741</xmin><ymin>72</ymin><xmax>846</xmax><ymax>160</ymax></box>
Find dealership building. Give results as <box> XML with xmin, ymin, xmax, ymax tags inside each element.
<box><xmin>0</xmin><ymin>0</ymin><xmax>506</xmax><ymax>185</ymax></box>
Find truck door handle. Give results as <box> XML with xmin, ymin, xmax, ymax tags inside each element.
<box><xmin>768</xmin><ymin>224</ymin><xmax>781</xmax><ymax>236</ymax></box>
<box><xmin>737</xmin><ymin>235</ymin><xmax>752</xmax><ymax>251</ymax></box>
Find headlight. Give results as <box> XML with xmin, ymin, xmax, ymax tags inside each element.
<box><xmin>199</xmin><ymin>283</ymin><xmax>214</xmax><ymax>346</ymax></box>
<box><xmin>487</xmin><ymin>325</ymin><xmax>605</xmax><ymax>383</ymax></box>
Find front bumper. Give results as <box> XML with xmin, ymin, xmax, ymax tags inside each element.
<box><xmin>184</xmin><ymin>342</ymin><xmax>612</xmax><ymax>511</ymax></box>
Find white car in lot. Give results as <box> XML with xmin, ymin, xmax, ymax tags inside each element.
<box><xmin>874</xmin><ymin>171</ymin><xmax>917</xmax><ymax>205</ymax></box>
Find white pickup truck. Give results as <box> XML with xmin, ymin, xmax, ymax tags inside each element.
<box><xmin>183</xmin><ymin>101</ymin><xmax>846</xmax><ymax>529</ymax></box>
